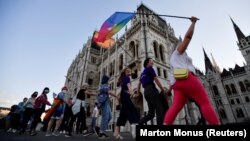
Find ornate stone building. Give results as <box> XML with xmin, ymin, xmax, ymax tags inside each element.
<box><xmin>65</xmin><ymin>4</ymin><xmax>250</xmax><ymax>130</ymax></box>
<box><xmin>196</xmin><ymin>18</ymin><xmax>250</xmax><ymax>124</ymax></box>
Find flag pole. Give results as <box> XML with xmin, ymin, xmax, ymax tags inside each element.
<box><xmin>112</xmin><ymin>35</ymin><xmax>119</xmax><ymax>131</ymax></box>
<box><xmin>116</xmin><ymin>11</ymin><xmax>200</xmax><ymax>20</ymax></box>
<box><xmin>99</xmin><ymin>48</ymin><xmax>104</xmax><ymax>86</ymax></box>
<box><xmin>136</xmin><ymin>13</ymin><xmax>195</xmax><ymax>20</ymax></box>
<box><xmin>113</xmin><ymin>34</ymin><xmax>133</xmax><ymax>58</ymax></box>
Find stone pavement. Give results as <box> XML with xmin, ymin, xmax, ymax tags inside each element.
<box><xmin>0</xmin><ymin>129</ymin><xmax>134</xmax><ymax>141</ymax></box>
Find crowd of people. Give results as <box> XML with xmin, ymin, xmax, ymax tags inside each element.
<box><xmin>2</xmin><ymin>16</ymin><xmax>220</xmax><ymax>140</ymax></box>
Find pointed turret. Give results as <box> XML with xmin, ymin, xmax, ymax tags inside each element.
<box><xmin>203</xmin><ymin>48</ymin><xmax>215</xmax><ymax>73</ymax></box>
<box><xmin>211</xmin><ymin>53</ymin><xmax>221</xmax><ymax>73</ymax></box>
<box><xmin>230</xmin><ymin>17</ymin><xmax>246</xmax><ymax>42</ymax></box>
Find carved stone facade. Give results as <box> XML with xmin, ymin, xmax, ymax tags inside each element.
<box><xmin>197</xmin><ymin>18</ymin><xmax>250</xmax><ymax>124</ymax></box>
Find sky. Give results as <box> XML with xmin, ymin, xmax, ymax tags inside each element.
<box><xmin>1</xmin><ymin>0</ymin><xmax>250</xmax><ymax>108</ymax></box>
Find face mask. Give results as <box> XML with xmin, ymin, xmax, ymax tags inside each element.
<box><xmin>44</xmin><ymin>90</ymin><xmax>49</xmax><ymax>93</ymax></box>
<box><xmin>62</xmin><ymin>90</ymin><xmax>68</xmax><ymax>94</ymax></box>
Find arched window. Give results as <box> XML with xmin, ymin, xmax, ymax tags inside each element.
<box><xmin>230</xmin><ymin>84</ymin><xmax>237</xmax><ymax>94</ymax></box>
<box><xmin>163</xmin><ymin>70</ymin><xmax>167</xmax><ymax>78</ymax></box>
<box><xmin>212</xmin><ymin>85</ymin><xmax>219</xmax><ymax>96</ymax></box>
<box><xmin>225</xmin><ymin>85</ymin><xmax>231</xmax><ymax>95</ymax></box>
<box><xmin>230</xmin><ymin>99</ymin><xmax>235</xmax><ymax>105</ymax></box>
<box><xmin>109</xmin><ymin>62</ymin><xmax>113</xmax><ymax>76</ymax></box>
<box><xmin>219</xmin><ymin>109</ymin><xmax>227</xmax><ymax>119</ymax></box>
<box><xmin>236</xmin><ymin>108</ymin><xmax>245</xmax><ymax>118</ymax></box>
<box><xmin>119</xmin><ymin>54</ymin><xmax>123</xmax><ymax>71</ymax></box>
<box><xmin>129</xmin><ymin>41</ymin><xmax>136</xmax><ymax>57</ymax></box>
<box><xmin>136</xmin><ymin>43</ymin><xmax>139</xmax><ymax>58</ymax></box>
<box><xmin>245</xmin><ymin>96</ymin><xmax>250</xmax><ymax>103</ymax></box>
<box><xmin>159</xmin><ymin>45</ymin><xmax>165</xmax><ymax>62</ymax></box>
<box><xmin>244</xmin><ymin>79</ymin><xmax>250</xmax><ymax>91</ymax></box>
<box><xmin>153</xmin><ymin>41</ymin><xmax>158</xmax><ymax>59</ymax></box>
<box><xmin>239</xmin><ymin>81</ymin><xmax>246</xmax><ymax>92</ymax></box>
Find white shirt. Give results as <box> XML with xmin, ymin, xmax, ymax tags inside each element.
<box><xmin>91</xmin><ymin>106</ymin><xmax>99</xmax><ymax>118</ymax></box>
<box><xmin>169</xmin><ymin>49</ymin><xmax>196</xmax><ymax>85</ymax></box>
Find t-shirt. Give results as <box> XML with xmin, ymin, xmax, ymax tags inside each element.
<box><xmin>140</xmin><ymin>66</ymin><xmax>156</xmax><ymax>88</ymax></box>
<box><xmin>121</xmin><ymin>76</ymin><xmax>130</xmax><ymax>91</ymax></box>
<box><xmin>169</xmin><ymin>49</ymin><xmax>196</xmax><ymax>85</ymax></box>
<box><xmin>91</xmin><ymin>106</ymin><xmax>99</xmax><ymax>118</ymax></box>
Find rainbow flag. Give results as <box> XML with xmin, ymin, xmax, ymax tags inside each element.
<box><xmin>43</xmin><ymin>98</ymin><xmax>62</xmax><ymax>121</ymax></box>
<box><xmin>93</xmin><ymin>31</ymin><xmax>115</xmax><ymax>49</ymax></box>
<box><xmin>94</xmin><ymin>12</ymin><xmax>135</xmax><ymax>48</ymax></box>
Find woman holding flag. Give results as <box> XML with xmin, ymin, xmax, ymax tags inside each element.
<box><xmin>163</xmin><ymin>16</ymin><xmax>220</xmax><ymax>125</ymax></box>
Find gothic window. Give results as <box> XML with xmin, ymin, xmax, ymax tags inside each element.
<box><xmin>91</xmin><ymin>56</ymin><xmax>96</xmax><ymax>64</ymax></box>
<box><xmin>239</xmin><ymin>81</ymin><xmax>246</xmax><ymax>92</ymax></box>
<box><xmin>136</xmin><ymin>44</ymin><xmax>139</xmax><ymax>58</ymax></box>
<box><xmin>241</xmin><ymin>39</ymin><xmax>247</xmax><ymax>47</ymax></box>
<box><xmin>119</xmin><ymin>54</ymin><xmax>123</xmax><ymax>71</ymax></box>
<box><xmin>236</xmin><ymin>98</ymin><xmax>240</xmax><ymax>104</ymax></box>
<box><xmin>163</xmin><ymin>70</ymin><xmax>167</xmax><ymax>79</ymax></box>
<box><xmin>153</xmin><ymin>41</ymin><xmax>158</xmax><ymax>59</ymax></box>
<box><xmin>212</xmin><ymin>85</ymin><xmax>219</xmax><ymax>96</ymax></box>
<box><xmin>159</xmin><ymin>45</ymin><xmax>165</xmax><ymax>62</ymax></box>
<box><xmin>157</xmin><ymin>67</ymin><xmax>161</xmax><ymax>76</ymax></box>
<box><xmin>245</xmin><ymin>96</ymin><xmax>250</xmax><ymax>103</ymax></box>
<box><xmin>230</xmin><ymin>99</ymin><xmax>235</xmax><ymax>105</ymax></box>
<box><xmin>244</xmin><ymin>80</ymin><xmax>250</xmax><ymax>91</ymax></box>
<box><xmin>129</xmin><ymin>41</ymin><xmax>136</xmax><ymax>57</ymax></box>
<box><xmin>219</xmin><ymin>100</ymin><xmax>222</xmax><ymax>105</ymax></box>
<box><xmin>109</xmin><ymin>62</ymin><xmax>113</xmax><ymax>76</ymax></box>
<box><xmin>236</xmin><ymin>108</ymin><xmax>245</xmax><ymax>118</ymax></box>
<box><xmin>230</xmin><ymin>84</ymin><xmax>237</xmax><ymax>94</ymax></box>
<box><xmin>225</xmin><ymin>85</ymin><xmax>231</xmax><ymax>95</ymax></box>
<box><xmin>216</xmin><ymin>100</ymin><xmax>222</xmax><ymax>106</ymax></box>
<box><xmin>246</xmin><ymin>49</ymin><xmax>250</xmax><ymax>55</ymax></box>
<box><xmin>219</xmin><ymin>109</ymin><xmax>227</xmax><ymax>119</ymax></box>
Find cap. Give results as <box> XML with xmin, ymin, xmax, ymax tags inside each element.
<box><xmin>62</xmin><ymin>86</ymin><xmax>68</xmax><ymax>91</ymax></box>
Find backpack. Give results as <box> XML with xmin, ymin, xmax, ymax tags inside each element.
<box><xmin>97</xmin><ymin>84</ymin><xmax>109</xmax><ymax>109</ymax></box>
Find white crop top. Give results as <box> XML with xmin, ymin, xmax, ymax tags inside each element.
<box><xmin>168</xmin><ymin>49</ymin><xmax>196</xmax><ymax>85</ymax></box>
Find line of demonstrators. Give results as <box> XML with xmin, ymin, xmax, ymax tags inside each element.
<box><xmin>2</xmin><ymin>16</ymin><xmax>220</xmax><ymax>140</ymax></box>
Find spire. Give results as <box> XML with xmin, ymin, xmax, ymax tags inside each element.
<box><xmin>230</xmin><ymin>17</ymin><xmax>246</xmax><ymax>42</ymax></box>
<box><xmin>203</xmin><ymin>48</ymin><xmax>215</xmax><ymax>73</ymax></box>
<box><xmin>210</xmin><ymin>53</ymin><xmax>221</xmax><ymax>73</ymax></box>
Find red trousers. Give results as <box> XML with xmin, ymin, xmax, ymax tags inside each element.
<box><xmin>164</xmin><ymin>72</ymin><xmax>220</xmax><ymax>125</ymax></box>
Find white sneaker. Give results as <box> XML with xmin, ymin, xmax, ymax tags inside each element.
<box><xmin>12</xmin><ymin>129</ymin><xmax>17</xmax><ymax>133</ymax></box>
<box><xmin>7</xmin><ymin>128</ymin><xmax>12</xmax><ymax>132</ymax></box>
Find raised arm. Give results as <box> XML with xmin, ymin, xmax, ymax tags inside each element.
<box><xmin>177</xmin><ymin>16</ymin><xmax>198</xmax><ymax>54</ymax></box>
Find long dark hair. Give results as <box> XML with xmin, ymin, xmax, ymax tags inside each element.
<box><xmin>117</xmin><ymin>67</ymin><xmax>128</xmax><ymax>86</ymax></box>
<box><xmin>143</xmin><ymin>58</ymin><xmax>151</xmax><ymax>68</ymax></box>
<box><xmin>42</xmin><ymin>87</ymin><xmax>49</xmax><ymax>94</ymax></box>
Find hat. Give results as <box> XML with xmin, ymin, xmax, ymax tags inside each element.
<box><xmin>101</xmin><ymin>75</ymin><xmax>110</xmax><ymax>84</ymax></box>
<box><xmin>61</xmin><ymin>86</ymin><xmax>68</xmax><ymax>91</ymax></box>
